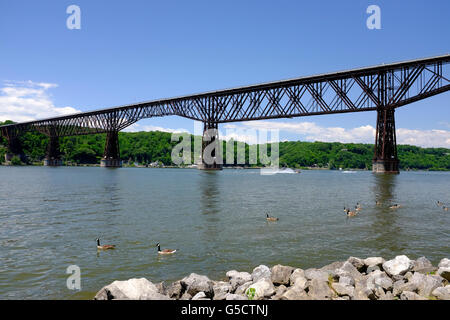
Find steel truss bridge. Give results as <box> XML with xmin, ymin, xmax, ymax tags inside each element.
<box><xmin>1</xmin><ymin>54</ymin><xmax>449</xmax><ymax>172</ymax></box>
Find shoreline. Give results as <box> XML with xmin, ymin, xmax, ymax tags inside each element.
<box><xmin>94</xmin><ymin>255</ymin><xmax>450</xmax><ymax>300</ymax></box>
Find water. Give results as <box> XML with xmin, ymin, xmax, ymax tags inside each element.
<box><xmin>0</xmin><ymin>166</ymin><xmax>449</xmax><ymax>299</ymax></box>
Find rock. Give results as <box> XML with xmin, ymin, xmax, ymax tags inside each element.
<box><xmin>94</xmin><ymin>278</ymin><xmax>171</xmax><ymax>300</ymax></box>
<box><xmin>180</xmin><ymin>292</ymin><xmax>192</xmax><ymax>300</ymax></box>
<box><xmin>280</xmin><ymin>283</ymin><xmax>310</xmax><ymax>300</ymax></box>
<box><xmin>364</xmin><ymin>257</ymin><xmax>385</xmax><ymax>268</ymax></box>
<box><xmin>271</xmin><ymin>285</ymin><xmax>288</xmax><ymax>300</ymax></box>
<box><xmin>289</xmin><ymin>268</ymin><xmax>307</xmax><ymax>287</ymax></box>
<box><xmin>437</xmin><ymin>267</ymin><xmax>450</xmax><ymax>281</ymax></box>
<box><xmin>213</xmin><ymin>281</ymin><xmax>233</xmax><ymax>300</ymax></box>
<box><xmin>366</xmin><ymin>265</ymin><xmax>380</xmax><ymax>274</ymax></box>
<box><xmin>431</xmin><ymin>286</ymin><xmax>450</xmax><ymax>300</ymax></box>
<box><xmin>382</xmin><ymin>255</ymin><xmax>414</xmax><ymax>277</ymax></box>
<box><xmin>338</xmin><ymin>275</ymin><xmax>355</xmax><ymax>287</ymax></box>
<box><xmin>271</xmin><ymin>265</ymin><xmax>294</xmax><ymax>285</ymax></box>
<box><xmin>192</xmin><ymin>292</ymin><xmax>210</xmax><ymax>300</ymax></box>
<box><xmin>181</xmin><ymin>273</ymin><xmax>214</xmax><ymax>298</ymax></box>
<box><xmin>400</xmin><ymin>291</ymin><xmax>427</xmax><ymax>300</ymax></box>
<box><xmin>304</xmin><ymin>268</ymin><xmax>330</xmax><ymax>282</ymax></box>
<box><xmin>354</xmin><ymin>276</ymin><xmax>376</xmax><ymax>300</ymax></box>
<box><xmin>320</xmin><ymin>261</ymin><xmax>345</xmax><ymax>276</ymax></box>
<box><xmin>307</xmin><ymin>279</ymin><xmax>336</xmax><ymax>300</ymax></box>
<box><xmin>409</xmin><ymin>272</ymin><xmax>444</xmax><ymax>297</ymax></box>
<box><xmin>225</xmin><ymin>294</ymin><xmax>248</xmax><ymax>300</ymax></box>
<box><xmin>438</xmin><ymin>258</ymin><xmax>450</xmax><ymax>268</ymax></box>
<box><xmin>335</xmin><ymin>261</ymin><xmax>363</xmax><ymax>282</ymax></box>
<box><xmin>251</xmin><ymin>265</ymin><xmax>271</xmax><ymax>282</ymax></box>
<box><xmin>367</xmin><ymin>270</ymin><xmax>393</xmax><ymax>292</ymax></box>
<box><xmin>226</xmin><ymin>270</ymin><xmax>252</xmax><ymax>290</ymax></box>
<box><xmin>347</xmin><ymin>257</ymin><xmax>365</xmax><ymax>271</ymax></box>
<box><xmin>235</xmin><ymin>281</ymin><xmax>252</xmax><ymax>295</ymax></box>
<box><xmin>332</xmin><ymin>283</ymin><xmax>355</xmax><ymax>298</ymax></box>
<box><xmin>166</xmin><ymin>281</ymin><xmax>184</xmax><ymax>299</ymax></box>
<box><xmin>413</xmin><ymin>257</ymin><xmax>433</xmax><ymax>271</ymax></box>
<box><xmin>245</xmin><ymin>278</ymin><xmax>275</xmax><ymax>300</ymax></box>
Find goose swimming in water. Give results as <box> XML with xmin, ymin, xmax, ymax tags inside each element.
<box><xmin>376</xmin><ymin>200</ymin><xmax>381</xmax><ymax>206</ymax></box>
<box><xmin>389</xmin><ymin>204</ymin><xmax>402</xmax><ymax>209</ymax></box>
<box><xmin>437</xmin><ymin>201</ymin><xmax>444</xmax><ymax>207</ymax></box>
<box><xmin>443</xmin><ymin>206</ymin><xmax>449</xmax><ymax>211</ymax></box>
<box><xmin>96</xmin><ymin>238</ymin><xmax>116</xmax><ymax>250</ymax></box>
<box><xmin>266</xmin><ymin>213</ymin><xmax>279</xmax><ymax>222</ymax></box>
<box><xmin>344</xmin><ymin>208</ymin><xmax>357</xmax><ymax>217</ymax></box>
<box><xmin>156</xmin><ymin>242</ymin><xmax>177</xmax><ymax>255</ymax></box>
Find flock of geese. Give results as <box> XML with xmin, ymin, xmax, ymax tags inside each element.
<box><xmin>95</xmin><ymin>200</ymin><xmax>448</xmax><ymax>253</ymax></box>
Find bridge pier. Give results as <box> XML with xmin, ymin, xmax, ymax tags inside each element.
<box><xmin>372</xmin><ymin>107</ymin><xmax>399</xmax><ymax>174</ymax></box>
<box><xmin>198</xmin><ymin>122</ymin><xmax>222</xmax><ymax>170</ymax></box>
<box><xmin>3</xmin><ymin>134</ymin><xmax>26</xmax><ymax>164</ymax></box>
<box><xmin>44</xmin><ymin>136</ymin><xmax>62</xmax><ymax>166</ymax></box>
<box><xmin>101</xmin><ymin>131</ymin><xmax>122</xmax><ymax>167</ymax></box>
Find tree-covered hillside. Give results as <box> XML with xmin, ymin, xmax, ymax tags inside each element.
<box><xmin>1</xmin><ymin>121</ymin><xmax>449</xmax><ymax>170</ymax></box>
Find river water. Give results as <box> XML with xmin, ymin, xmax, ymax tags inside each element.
<box><xmin>0</xmin><ymin>166</ymin><xmax>449</xmax><ymax>299</ymax></box>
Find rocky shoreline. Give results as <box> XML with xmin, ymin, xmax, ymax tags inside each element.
<box><xmin>94</xmin><ymin>255</ymin><xmax>450</xmax><ymax>300</ymax></box>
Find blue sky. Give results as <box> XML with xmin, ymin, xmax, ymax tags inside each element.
<box><xmin>0</xmin><ymin>0</ymin><xmax>449</xmax><ymax>146</ymax></box>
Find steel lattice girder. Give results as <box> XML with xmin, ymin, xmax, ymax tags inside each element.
<box><xmin>1</xmin><ymin>55</ymin><xmax>449</xmax><ymax>137</ymax></box>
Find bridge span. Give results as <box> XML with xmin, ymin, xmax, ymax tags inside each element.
<box><xmin>1</xmin><ymin>54</ymin><xmax>450</xmax><ymax>172</ymax></box>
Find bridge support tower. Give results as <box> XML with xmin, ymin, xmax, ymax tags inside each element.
<box><xmin>198</xmin><ymin>122</ymin><xmax>222</xmax><ymax>170</ymax></box>
<box><xmin>101</xmin><ymin>131</ymin><xmax>122</xmax><ymax>167</ymax></box>
<box><xmin>43</xmin><ymin>136</ymin><xmax>63</xmax><ymax>166</ymax></box>
<box><xmin>372</xmin><ymin>107</ymin><xmax>399</xmax><ymax>174</ymax></box>
<box><xmin>2</xmin><ymin>129</ymin><xmax>26</xmax><ymax>164</ymax></box>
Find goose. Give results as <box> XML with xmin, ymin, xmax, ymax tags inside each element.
<box><xmin>443</xmin><ymin>206</ymin><xmax>449</xmax><ymax>211</ymax></box>
<box><xmin>389</xmin><ymin>204</ymin><xmax>401</xmax><ymax>209</ymax></box>
<box><xmin>156</xmin><ymin>242</ymin><xmax>177</xmax><ymax>255</ymax></box>
<box><xmin>437</xmin><ymin>201</ymin><xmax>444</xmax><ymax>207</ymax></box>
<box><xmin>345</xmin><ymin>208</ymin><xmax>357</xmax><ymax>217</ymax></box>
<box><xmin>355</xmin><ymin>203</ymin><xmax>362</xmax><ymax>211</ymax></box>
<box><xmin>376</xmin><ymin>201</ymin><xmax>381</xmax><ymax>206</ymax></box>
<box><xmin>266</xmin><ymin>213</ymin><xmax>279</xmax><ymax>222</ymax></box>
<box><xmin>96</xmin><ymin>238</ymin><xmax>116</xmax><ymax>250</ymax></box>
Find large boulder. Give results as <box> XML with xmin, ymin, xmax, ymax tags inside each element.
<box><xmin>192</xmin><ymin>292</ymin><xmax>210</xmax><ymax>300</ymax></box>
<box><xmin>400</xmin><ymin>291</ymin><xmax>427</xmax><ymax>300</ymax></box>
<box><xmin>335</xmin><ymin>261</ymin><xmax>364</xmax><ymax>282</ymax></box>
<box><xmin>289</xmin><ymin>268</ymin><xmax>307</xmax><ymax>286</ymax></box>
<box><xmin>331</xmin><ymin>282</ymin><xmax>355</xmax><ymax>298</ymax></box>
<box><xmin>271</xmin><ymin>265</ymin><xmax>294</xmax><ymax>285</ymax></box>
<box><xmin>251</xmin><ymin>265</ymin><xmax>271</xmax><ymax>282</ymax></box>
<box><xmin>212</xmin><ymin>281</ymin><xmax>233</xmax><ymax>300</ymax></box>
<box><xmin>346</xmin><ymin>257</ymin><xmax>365</xmax><ymax>271</ymax></box>
<box><xmin>409</xmin><ymin>272</ymin><xmax>444</xmax><ymax>297</ymax></box>
<box><xmin>307</xmin><ymin>279</ymin><xmax>336</xmax><ymax>300</ymax></box>
<box><xmin>245</xmin><ymin>278</ymin><xmax>275</xmax><ymax>300</ymax></box>
<box><xmin>271</xmin><ymin>285</ymin><xmax>288</xmax><ymax>300</ymax></box>
<box><xmin>94</xmin><ymin>278</ymin><xmax>170</xmax><ymax>300</ymax></box>
<box><xmin>363</xmin><ymin>257</ymin><xmax>385</xmax><ymax>268</ymax></box>
<box><xmin>235</xmin><ymin>281</ymin><xmax>252</xmax><ymax>295</ymax></box>
<box><xmin>431</xmin><ymin>286</ymin><xmax>450</xmax><ymax>300</ymax></box>
<box><xmin>367</xmin><ymin>270</ymin><xmax>393</xmax><ymax>292</ymax></box>
<box><xmin>382</xmin><ymin>255</ymin><xmax>414</xmax><ymax>277</ymax></box>
<box><xmin>304</xmin><ymin>268</ymin><xmax>330</xmax><ymax>282</ymax></box>
<box><xmin>165</xmin><ymin>280</ymin><xmax>184</xmax><ymax>299</ymax></box>
<box><xmin>438</xmin><ymin>258</ymin><xmax>450</xmax><ymax>268</ymax></box>
<box><xmin>226</xmin><ymin>270</ymin><xmax>252</xmax><ymax>290</ymax></box>
<box><xmin>280</xmin><ymin>283</ymin><xmax>310</xmax><ymax>300</ymax></box>
<box><xmin>181</xmin><ymin>273</ymin><xmax>214</xmax><ymax>298</ymax></box>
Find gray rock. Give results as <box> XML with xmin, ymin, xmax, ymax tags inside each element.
<box><xmin>353</xmin><ymin>276</ymin><xmax>376</xmax><ymax>300</ymax></box>
<box><xmin>213</xmin><ymin>281</ymin><xmax>233</xmax><ymax>300</ymax></box>
<box><xmin>363</xmin><ymin>257</ymin><xmax>385</xmax><ymax>268</ymax></box>
<box><xmin>234</xmin><ymin>281</ymin><xmax>252</xmax><ymax>295</ymax></box>
<box><xmin>347</xmin><ymin>257</ymin><xmax>365</xmax><ymax>271</ymax></box>
<box><xmin>192</xmin><ymin>292</ymin><xmax>210</xmax><ymax>300</ymax></box>
<box><xmin>409</xmin><ymin>272</ymin><xmax>444</xmax><ymax>297</ymax></box>
<box><xmin>400</xmin><ymin>291</ymin><xmax>427</xmax><ymax>300</ymax></box>
<box><xmin>245</xmin><ymin>278</ymin><xmax>275</xmax><ymax>300</ymax></box>
<box><xmin>304</xmin><ymin>268</ymin><xmax>330</xmax><ymax>282</ymax></box>
<box><xmin>382</xmin><ymin>255</ymin><xmax>414</xmax><ymax>276</ymax></box>
<box><xmin>94</xmin><ymin>278</ymin><xmax>171</xmax><ymax>300</ymax></box>
<box><xmin>438</xmin><ymin>258</ymin><xmax>450</xmax><ymax>268</ymax></box>
<box><xmin>320</xmin><ymin>261</ymin><xmax>345</xmax><ymax>276</ymax></box>
<box><xmin>332</xmin><ymin>282</ymin><xmax>355</xmax><ymax>298</ymax></box>
<box><xmin>251</xmin><ymin>265</ymin><xmax>271</xmax><ymax>282</ymax></box>
<box><xmin>166</xmin><ymin>281</ymin><xmax>184</xmax><ymax>299</ymax></box>
<box><xmin>226</xmin><ymin>270</ymin><xmax>252</xmax><ymax>290</ymax></box>
<box><xmin>366</xmin><ymin>265</ymin><xmax>380</xmax><ymax>274</ymax></box>
<box><xmin>367</xmin><ymin>270</ymin><xmax>393</xmax><ymax>291</ymax></box>
<box><xmin>181</xmin><ymin>273</ymin><xmax>214</xmax><ymax>298</ymax></box>
<box><xmin>180</xmin><ymin>292</ymin><xmax>192</xmax><ymax>300</ymax></box>
<box><xmin>437</xmin><ymin>267</ymin><xmax>450</xmax><ymax>281</ymax></box>
<box><xmin>280</xmin><ymin>284</ymin><xmax>310</xmax><ymax>300</ymax></box>
<box><xmin>335</xmin><ymin>261</ymin><xmax>364</xmax><ymax>282</ymax></box>
<box><xmin>431</xmin><ymin>286</ymin><xmax>450</xmax><ymax>300</ymax></box>
<box><xmin>289</xmin><ymin>268</ymin><xmax>307</xmax><ymax>286</ymax></box>
<box><xmin>413</xmin><ymin>256</ymin><xmax>433</xmax><ymax>271</ymax></box>
<box><xmin>379</xmin><ymin>291</ymin><xmax>394</xmax><ymax>300</ymax></box>
<box><xmin>155</xmin><ymin>282</ymin><xmax>166</xmax><ymax>295</ymax></box>
<box><xmin>339</xmin><ymin>275</ymin><xmax>355</xmax><ymax>287</ymax></box>
<box><xmin>271</xmin><ymin>264</ymin><xmax>294</xmax><ymax>285</ymax></box>
<box><xmin>225</xmin><ymin>294</ymin><xmax>248</xmax><ymax>300</ymax></box>
<box><xmin>271</xmin><ymin>285</ymin><xmax>288</xmax><ymax>300</ymax></box>
<box><xmin>307</xmin><ymin>279</ymin><xmax>336</xmax><ymax>300</ymax></box>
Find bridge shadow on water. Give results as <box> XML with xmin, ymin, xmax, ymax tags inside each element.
<box><xmin>366</xmin><ymin>173</ymin><xmax>407</xmax><ymax>257</ymax></box>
